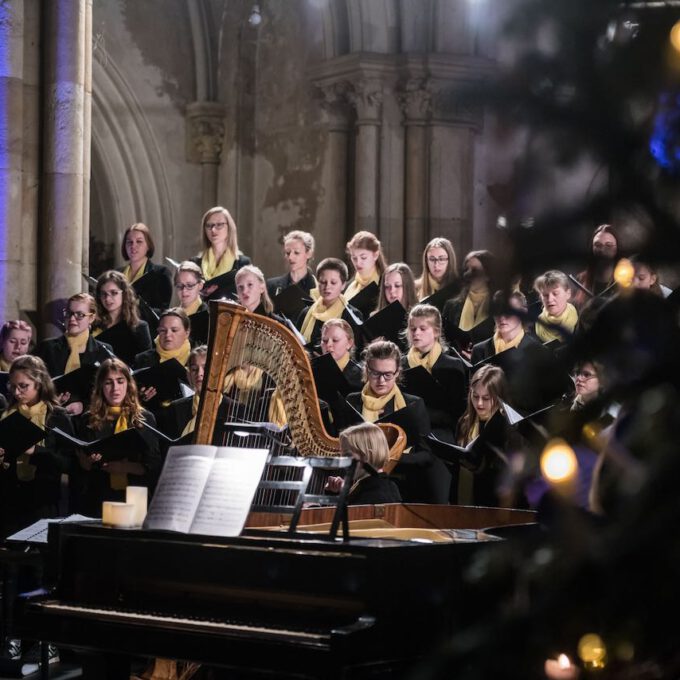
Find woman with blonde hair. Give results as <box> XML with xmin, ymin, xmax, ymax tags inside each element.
<box><xmin>344</xmin><ymin>231</ymin><xmax>387</xmax><ymax>308</ymax></box>
<box><xmin>416</xmin><ymin>237</ymin><xmax>459</xmax><ymax>299</ymax></box>
<box><xmin>235</xmin><ymin>265</ymin><xmax>277</xmax><ymax>316</ymax></box>
<box><xmin>192</xmin><ymin>206</ymin><xmax>251</xmax><ymax>299</ymax></box>
<box><xmin>0</xmin><ymin>320</ymin><xmax>33</xmax><ymax>372</ymax></box>
<box><xmin>320</xmin><ymin>318</ymin><xmax>363</xmax><ymax>392</ymax></box>
<box><xmin>267</xmin><ymin>230</ymin><xmax>317</xmax><ymax>297</ymax></box>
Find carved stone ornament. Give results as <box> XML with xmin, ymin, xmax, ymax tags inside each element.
<box><xmin>347</xmin><ymin>79</ymin><xmax>384</xmax><ymax>123</ymax></box>
<box><xmin>186</xmin><ymin>101</ymin><xmax>226</xmax><ymax>164</ymax></box>
<box><xmin>398</xmin><ymin>80</ymin><xmax>432</xmax><ymax>123</ymax></box>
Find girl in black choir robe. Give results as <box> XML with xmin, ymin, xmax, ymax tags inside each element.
<box><xmin>325</xmin><ymin>422</ymin><xmax>401</xmax><ymax>505</ymax></box>
<box><xmin>118</xmin><ymin>222</ymin><xmax>173</xmax><ymax>318</ymax></box>
<box><xmin>33</xmin><ymin>293</ymin><xmax>114</xmax><ymax>415</ymax></box>
<box><xmin>92</xmin><ymin>270</ymin><xmax>152</xmax><ymax>366</ymax></box>
<box><xmin>173</xmin><ymin>261</ymin><xmax>209</xmax><ymax>346</ymax></box>
<box><xmin>73</xmin><ymin>358</ymin><xmax>159</xmax><ymax>517</ymax></box>
<box><xmin>297</xmin><ymin>258</ymin><xmax>363</xmax><ymax>353</ymax></box>
<box><xmin>190</xmin><ymin>206</ymin><xmax>251</xmax><ymax>300</ymax></box>
<box><xmin>415</xmin><ymin>237</ymin><xmax>459</xmax><ymax>300</ymax></box>
<box><xmin>266</xmin><ymin>230</ymin><xmax>317</xmax><ymax>297</ymax></box>
<box><xmin>0</xmin><ymin>319</ymin><xmax>33</xmax><ymax>373</ymax></box>
<box><xmin>345</xmin><ymin>340</ymin><xmax>439</xmax><ymax>504</ymax></box>
<box><xmin>404</xmin><ymin>304</ymin><xmax>468</xmax><ymax>502</ymax></box>
<box><xmin>0</xmin><ymin>355</ymin><xmax>74</xmax><ymax>538</ymax></box>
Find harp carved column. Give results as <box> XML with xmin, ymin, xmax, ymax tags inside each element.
<box><xmin>186</xmin><ymin>101</ymin><xmax>226</xmax><ymax>210</ymax></box>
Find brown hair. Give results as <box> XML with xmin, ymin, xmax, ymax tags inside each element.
<box><xmin>201</xmin><ymin>206</ymin><xmax>239</xmax><ymax>254</ymax></box>
<box><xmin>418</xmin><ymin>237</ymin><xmax>459</xmax><ymax>297</ymax></box>
<box><xmin>346</xmin><ymin>231</ymin><xmax>387</xmax><ymax>277</ymax></box>
<box><xmin>8</xmin><ymin>355</ymin><xmax>59</xmax><ymax>413</ymax></box>
<box><xmin>407</xmin><ymin>304</ymin><xmax>446</xmax><ymax>349</ymax></box>
<box><xmin>174</xmin><ymin>261</ymin><xmax>205</xmax><ymax>285</ymax></box>
<box><xmin>95</xmin><ymin>270</ymin><xmax>141</xmax><ymax>329</ymax></box>
<box><xmin>377</xmin><ymin>262</ymin><xmax>419</xmax><ymax>312</ymax></box>
<box><xmin>457</xmin><ymin>365</ymin><xmax>508</xmax><ymax>445</ymax></box>
<box><xmin>235</xmin><ymin>265</ymin><xmax>274</xmax><ymax>314</ymax></box>
<box><xmin>316</xmin><ymin>257</ymin><xmax>349</xmax><ymax>283</ymax></box>
<box><xmin>361</xmin><ymin>340</ymin><xmax>402</xmax><ymax>383</ymax></box>
<box><xmin>88</xmin><ymin>358</ymin><xmax>146</xmax><ymax>431</ymax></box>
<box><xmin>121</xmin><ymin>222</ymin><xmax>155</xmax><ymax>260</ymax></box>
<box><xmin>158</xmin><ymin>307</ymin><xmax>191</xmax><ymax>333</ymax></box>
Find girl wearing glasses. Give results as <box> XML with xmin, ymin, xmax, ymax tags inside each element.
<box><xmin>0</xmin><ymin>355</ymin><xmax>74</xmax><ymax>537</ymax></box>
<box><xmin>0</xmin><ymin>320</ymin><xmax>33</xmax><ymax>372</ymax></box>
<box><xmin>416</xmin><ymin>237</ymin><xmax>459</xmax><ymax>300</ymax></box>
<box><xmin>118</xmin><ymin>222</ymin><xmax>173</xmax><ymax>320</ymax></box>
<box><xmin>344</xmin><ymin>231</ymin><xmax>387</xmax><ymax>306</ymax></box>
<box><xmin>266</xmin><ymin>230</ymin><xmax>317</xmax><ymax>297</ymax></box>
<box><xmin>173</xmin><ymin>261</ymin><xmax>208</xmax><ymax>346</ymax></box>
<box><xmin>571</xmin><ymin>361</ymin><xmax>603</xmax><ymax>410</ymax></box>
<box><xmin>92</xmin><ymin>271</ymin><xmax>152</xmax><ymax>366</ymax></box>
<box><xmin>192</xmin><ymin>206</ymin><xmax>251</xmax><ymax>299</ymax></box>
<box><xmin>345</xmin><ymin>340</ymin><xmax>442</xmax><ymax>503</ymax></box>
<box><xmin>33</xmin><ymin>293</ymin><xmax>113</xmax><ymax>414</ymax></box>
<box><xmin>73</xmin><ymin>358</ymin><xmax>159</xmax><ymax>516</ymax></box>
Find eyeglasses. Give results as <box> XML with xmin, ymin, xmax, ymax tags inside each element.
<box><xmin>205</xmin><ymin>221</ymin><xmax>227</xmax><ymax>231</ymax></box>
<box><xmin>63</xmin><ymin>310</ymin><xmax>90</xmax><ymax>320</ymax></box>
<box><xmin>9</xmin><ymin>382</ymin><xmax>32</xmax><ymax>393</ymax></box>
<box><xmin>573</xmin><ymin>370</ymin><xmax>597</xmax><ymax>380</ymax></box>
<box><xmin>367</xmin><ymin>369</ymin><xmax>397</xmax><ymax>382</ymax></box>
<box><xmin>175</xmin><ymin>282</ymin><xmax>199</xmax><ymax>291</ymax></box>
<box><xmin>427</xmin><ymin>256</ymin><xmax>449</xmax><ymax>265</ymax></box>
<box><xmin>99</xmin><ymin>290</ymin><xmax>121</xmax><ymax>298</ymax></box>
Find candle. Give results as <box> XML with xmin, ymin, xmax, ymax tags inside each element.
<box><xmin>102</xmin><ymin>501</ymin><xmax>137</xmax><ymax>528</ymax></box>
<box><xmin>544</xmin><ymin>654</ymin><xmax>580</xmax><ymax>679</ymax></box>
<box><xmin>126</xmin><ymin>486</ymin><xmax>148</xmax><ymax>526</ymax></box>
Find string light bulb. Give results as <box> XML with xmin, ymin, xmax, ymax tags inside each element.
<box><xmin>671</xmin><ymin>19</ymin><xmax>680</xmax><ymax>53</ymax></box>
<box><xmin>614</xmin><ymin>258</ymin><xmax>635</xmax><ymax>288</ymax></box>
<box><xmin>248</xmin><ymin>4</ymin><xmax>262</xmax><ymax>27</ymax></box>
<box><xmin>578</xmin><ymin>633</ymin><xmax>607</xmax><ymax>669</ymax></box>
<box><xmin>540</xmin><ymin>438</ymin><xmax>578</xmax><ymax>488</ymax></box>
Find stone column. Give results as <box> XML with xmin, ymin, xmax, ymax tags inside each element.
<box><xmin>186</xmin><ymin>101</ymin><xmax>225</xmax><ymax>209</ymax></box>
<box><xmin>400</xmin><ymin>80</ymin><xmax>432</xmax><ymax>270</ymax></box>
<box><xmin>81</xmin><ymin>0</ymin><xmax>92</xmax><ymax>276</ymax></box>
<box><xmin>315</xmin><ymin>83</ymin><xmax>352</xmax><ymax>258</ymax></box>
<box><xmin>349</xmin><ymin>79</ymin><xmax>383</xmax><ymax>234</ymax></box>
<box><xmin>0</xmin><ymin>0</ymin><xmax>25</xmax><ymax>322</ymax></box>
<box><xmin>41</xmin><ymin>0</ymin><xmax>90</xmax><ymax>334</ymax></box>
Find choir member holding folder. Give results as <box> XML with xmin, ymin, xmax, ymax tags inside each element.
<box><xmin>297</xmin><ymin>258</ymin><xmax>363</xmax><ymax>351</ymax></box>
<box><xmin>73</xmin><ymin>358</ymin><xmax>159</xmax><ymax>516</ymax></box>
<box><xmin>192</xmin><ymin>206</ymin><xmax>251</xmax><ymax>300</ymax></box>
<box><xmin>266</xmin><ymin>230</ymin><xmax>317</xmax><ymax>297</ymax></box>
<box><xmin>92</xmin><ymin>270</ymin><xmax>152</xmax><ymax>365</ymax></box>
<box><xmin>118</xmin><ymin>222</ymin><xmax>173</xmax><ymax>318</ymax></box>
<box><xmin>343</xmin><ymin>231</ymin><xmax>386</xmax><ymax>316</ymax></box>
<box><xmin>320</xmin><ymin>319</ymin><xmax>363</xmax><ymax>392</ymax></box>
<box><xmin>173</xmin><ymin>261</ymin><xmax>209</xmax><ymax>346</ymax></box>
<box><xmin>0</xmin><ymin>356</ymin><xmax>74</xmax><ymax>537</ymax></box>
<box><xmin>33</xmin><ymin>293</ymin><xmax>113</xmax><ymax>415</ymax></box>
<box><xmin>344</xmin><ymin>340</ymin><xmax>442</xmax><ymax>504</ymax></box>
<box><xmin>416</xmin><ymin>237</ymin><xmax>459</xmax><ymax>300</ymax></box>
<box><xmin>0</xmin><ymin>319</ymin><xmax>32</xmax><ymax>372</ymax></box>
<box><xmin>375</xmin><ymin>263</ymin><xmax>418</xmax><ymax>314</ymax></box>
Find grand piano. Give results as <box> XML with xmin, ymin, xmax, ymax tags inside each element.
<box><xmin>15</xmin><ymin>303</ymin><xmax>537</xmax><ymax>678</ymax></box>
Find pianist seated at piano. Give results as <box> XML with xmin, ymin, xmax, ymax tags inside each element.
<box><xmin>345</xmin><ymin>340</ymin><xmax>443</xmax><ymax>504</ymax></box>
<box><xmin>0</xmin><ymin>356</ymin><xmax>74</xmax><ymax>538</ymax></box>
<box><xmin>326</xmin><ymin>422</ymin><xmax>402</xmax><ymax>505</ymax></box>
<box><xmin>72</xmin><ymin>358</ymin><xmax>159</xmax><ymax>516</ymax></box>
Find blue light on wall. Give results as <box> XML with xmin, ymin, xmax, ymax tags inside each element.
<box><xmin>650</xmin><ymin>92</ymin><xmax>680</xmax><ymax>175</ymax></box>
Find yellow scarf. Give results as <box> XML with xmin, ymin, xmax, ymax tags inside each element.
<box><xmin>108</xmin><ymin>406</ymin><xmax>129</xmax><ymax>490</ymax></box>
<box><xmin>360</xmin><ymin>383</ymin><xmax>407</xmax><ymax>422</ymax></box>
<box><xmin>427</xmin><ymin>274</ymin><xmax>441</xmax><ymax>294</ymax></box>
<box><xmin>181</xmin><ymin>394</ymin><xmax>202</xmax><ymax>438</ymax></box>
<box><xmin>536</xmin><ymin>303</ymin><xmax>578</xmax><ymax>343</ymax></box>
<box><xmin>300</xmin><ymin>296</ymin><xmax>347</xmax><ymax>343</ymax></box>
<box><xmin>65</xmin><ymin>330</ymin><xmax>90</xmax><ymax>374</ymax></box>
<box><xmin>6</xmin><ymin>402</ymin><xmax>47</xmax><ymax>482</ymax></box>
<box><xmin>493</xmin><ymin>327</ymin><xmax>525</xmax><ymax>354</ymax></box>
<box><xmin>459</xmin><ymin>289</ymin><xmax>489</xmax><ymax>332</ymax></box>
<box><xmin>183</xmin><ymin>297</ymin><xmax>203</xmax><ymax>317</ymax></box>
<box><xmin>154</xmin><ymin>336</ymin><xmax>191</xmax><ymax>366</ymax></box>
<box><xmin>201</xmin><ymin>247</ymin><xmax>235</xmax><ymax>280</ymax></box>
<box><xmin>223</xmin><ymin>366</ymin><xmax>263</xmax><ymax>401</ymax></box>
<box><xmin>407</xmin><ymin>342</ymin><xmax>442</xmax><ymax>373</ymax></box>
<box><xmin>267</xmin><ymin>389</ymin><xmax>287</xmax><ymax>428</ymax></box>
<box><xmin>0</xmin><ymin>357</ymin><xmax>11</xmax><ymax>372</ymax></box>
<box><xmin>344</xmin><ymin>269</ymin><xmax>380</xmax><ymax>301</ymax></box>
<box><xmin>335</xmin><ymin>353</ymin><xmax>350</xmax><ymax>372</ymax></box>
<box><xmin>123</xmin><ymin>258</ymin><xmax>148</xmax><ymax>284</ymax></box>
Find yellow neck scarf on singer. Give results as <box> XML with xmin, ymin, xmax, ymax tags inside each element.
<box><xmin>223</xmin><ymin>366</ymin><xmax>263</xmax><ymax>402</ymax></box>
<box><xmin>0</xmin><ymin>357</ymin><xmax>11</xmax><ymax>372</ymax></box>
<box><xmin>407</xmin><ymin>341</ymin><xmax>442</xmax><ymax>373</ymax></box>
<box><xmin>493</xmin><ymin>327</ymin><xmax>525</xmax><ymax>354</ymax></box>
<box><xmin>335</xmin><ymin>353</ymin><xmax>350</xmax><ymax>372</ymax></box>
<box><xmin>427</xmin><ymin>274</ymin><xmax>441</xmax><ymax>294</ymax></box>
<box><xmin>154</xmin><ymin>336</ymin><xmax>191</xmax><ymax>366</ymax></box>
<box><xmin>459</xmin><ymin>289</ymin><xmax>489</xmax><ymax>332</ymax></box>
<box><xmin>360</xmin><ymin>383</ymin><xmax>407</xmax><ymax>423</ymax></box>
<box><xmin>8</xmin><ymin>402</ymin><xmax>48</xmax><ymax>482</ymax></box>
<box><xmin>107</xmin><ymin>406</ymin><xmax>129</xmax><ymax>491</ymax></box>
<box><xmin>181</xmin><ymin>394</ymin><xmax>202</xmax><ymax>438</ymax></box>
<box><xmin>536</xmin><ymin>303</ymin><xmax>578</xmax><ymax>343</ymax></box>
<box><xmin>65</xmin><ymin>330</ymin><xmax>90</xmax><ymax>374</ymax></box>
<box><xmin>183</xmin><ymin>297</ymin><xmax>203</xmax><ymax>317</ymax></box>
<box><xmin>344</xmin><ymin>269</ymin><xmax>380</xmax><ymax>301</ymax></box>
<box><xmin>201</xmin><ymin>247</ymin><xmax>235</xmax><ymax>280</ymax></box>
<box><xmin>300</xmin><ymin>296</ymin><xmax>347</xmax><ymax>343</ymax></box>
<box><xmin>123</xmin><ymin>258</ymin><xmax>148</xmax><ymax>284</ymax></box>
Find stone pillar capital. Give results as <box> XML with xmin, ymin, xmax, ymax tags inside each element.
<box><xmin>348</xmin><ymin>78</ymin><xmax>384</xmax><ymax>123</ymax></box>
<box><xmin>186</xmin><ymin>101</ymin><xmax>226</xmax><ymax>164</ymax></box>
<box><xmin>398</xmin><ymin>79</ymin><xmax>432</xmax><ymax>124</ymax></box>
<box><xmin>316</xmin><ymin>81</ymin><xmax>352</xmax><ymax>131</ymax></box>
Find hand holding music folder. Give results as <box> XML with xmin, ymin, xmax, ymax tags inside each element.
<box><xmin>51</xmin><ymin>426</ymin><xmax>148</xmax><ymax>462</ymax></box>
<box><xmin>96</xmin><ymin>322</ymin><xmax>139</xmax><ymax>366</ymax></box>
<box><xmin>421</xmin><ymin>279</ymin><xmax>463</xmax><ymax>312</ymax></box>
<box><xmin>188</xmin><ymin>309</ymin><xmax>210</xmax><ymax>346</ymax></box>
<box><xmin>0</xmin><ymin>411</ymin><xmax>47</xmax><ymax>459</ymax></box>
<box><xmin>271</xmin><ymin>283</ymin><xmax>312</xmax><ymax>320</ymax></box>
<box><xmin>202</xmin><ymin>270</ymin><xmax>238</xmax><ymax>301</ymax></box>
<box><xmin>345</xmin><ymin>281</ymin><xmax>380</xmax><ymax>318</ymax></box>
<box><xmin>133</xmin><ymin>358</ymin><xmax>189</xmax><ymax>406</ymax></box>
<box><xmin>446</xmin><ymin>316</ymin><xmax>495</xmax><ymax>353</ymax></box>
<box><xmin>343</xmin><ymin>399</ymin><xmax>422</xmax><ymax>448</ymax></box>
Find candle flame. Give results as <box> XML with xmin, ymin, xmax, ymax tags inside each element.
<box><xmin>540</xmin><ymin>439</ymin><xmax>578</xmax><ymax>484</ymax></box>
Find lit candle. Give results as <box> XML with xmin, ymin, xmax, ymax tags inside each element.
<box><xmin>544</xmin><ymin>654</ymin><xmax>580</xmax><ymax>679</ymax></box>
<box><xmin>102</xmin><ymin>501</ymin><xmax>137</xmax><ymax>528</ymax></box>
<box><xmin>126</xmin><ymin>486</ymin><xmax>148</xmax><ymax>527</ymax></box>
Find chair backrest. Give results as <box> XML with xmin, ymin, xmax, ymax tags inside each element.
<box><xmin>251</xmin><ymin>455</ymin><xmax>357</xmax><ymax>541</ymax></box>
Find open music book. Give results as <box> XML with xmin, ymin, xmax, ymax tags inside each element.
<box><xmin>144</xmin><ymin>445</ymin><xmax>269</xmax><ymax>537</ymax></box>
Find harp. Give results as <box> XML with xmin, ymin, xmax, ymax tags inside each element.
<box><xmin>194</xmin><ymin>300</ymin><xmax>406</xmax><ymax>466</ymax></box>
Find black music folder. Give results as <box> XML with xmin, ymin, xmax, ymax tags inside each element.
<box><xmin>401</xmin><ymin>364</ymin><xmax>466</xmax><ymax>412</ymax></box>
<box><xmin>346</xmin><ymin>281</ymin><xmax>379</xmax><ymax>317</ymax></box>
<box><xmin>96</xmin><ymin>322</ymin><xmax>139</xmax><ymax>366</ymax></box>
<box><xmin>427</xmin><ymin>433</ymin><xmax>481</xmax><ymax>471</ymax></box>
<box><xmin>53</xmin><ymin>358</ymin><xmax>108</xmax><ymax>403</ymax></box>
<box><xmin>421</xmin><ymin>279</ymin><xmax>463</xmax><ymax>312</ymax></box>
<box><xmin>133</xmin><ymin>358</ymin><xmax>190</xmax><ymax>405</ymax></box>
<box><xmin>0</xmin><ymin>371</ymin><xmax>9</xmax><ymax>398</ymax></box>
<box><xmin>343</xmin><ymin>399</ymin><xmax>422</xmax><ymax>448</ymax></box>
<box><xmin>202</xmin><ymin>270</ymin><xmax>238</xmax><ymax>301</ymax></box>
<box><xmin>51</xmin><ymin>426</ymin><xmax>148</xmax><ymax>462</ymax></box>
<box><xmin>447</xmin><ymin>316</ymin><xmax>495</xmax><ymax>352</ymax></box>
<box><xmin>0</xmin><ymin>411</ymin><xmax>46</xmax><ymax>459</ymax></box>
<box><xmin>360</xmin><ymin>301</ymin><xmax>407</xmax><ymax>346</ymax></box>
<box><xmin>189</xmin><ymin>309</ymin><xmax>210</xmax><ymax>346</ymax></box>
<box><xmin>311</xmin><ymin>352</ymin><xmax>353</xmax><ymax>403</ymax></box>
<box><xmin>271</xmin><ymin>284</ymin><xmax>312</xmax><ymax>320</ymax></box>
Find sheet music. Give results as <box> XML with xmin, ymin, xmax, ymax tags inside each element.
<box><xmin>7</xmin><ymin>514</ymin><xmax>95</xmax><ymax>544</ymax></box>
<box><xmin>189</xmin><ymin>447</ymin><xmax>269</xmax><ymax>536</ymax></box>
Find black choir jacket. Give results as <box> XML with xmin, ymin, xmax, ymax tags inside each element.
<box><xmin>33</xmin><ymin>334</ymin><xmax>114</xmax><ymax>378</ymax></box>
<box><xmin>266</xmin><ymin>269</ymin><xmax>317</xmax><ymax>297</ymax></box>
<box><xmin>296</xmin><ymin>304</ymin><xmax>364</xmax><ymax>352</ymax></box>
<box><xmin>117</xmin><ymin>260</ymin><xmax>173</xmax><ymax>315</ymax></box>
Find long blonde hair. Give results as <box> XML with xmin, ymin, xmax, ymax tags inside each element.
<box><xmin>340</xmin><ymin>422</ymin><xmax>389</xmax><ymax>470</ymax></box>
<box><xmin>201</xmin><ymin>206</ymin><xmax>239</xmax><ymax>254</ymax></box>
<box><xmin>457</xmin><ymin>365</ymin><xmax>508</xmax><ymax>445</ymax></box>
